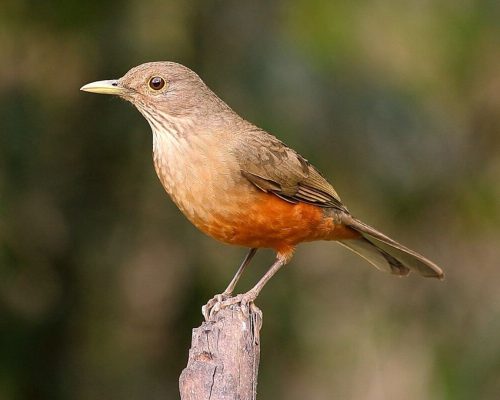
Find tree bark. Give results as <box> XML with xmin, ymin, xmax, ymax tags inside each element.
<box><xmin>179</xmin><ymin>304</ymin><xmax>263</xmax><ymax>400</ymax></box>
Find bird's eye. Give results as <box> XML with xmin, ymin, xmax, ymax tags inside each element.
<box><xmin>149</xmin><ymin>76</ymin><xmax>166</xmax><ymax>91</ymax></box>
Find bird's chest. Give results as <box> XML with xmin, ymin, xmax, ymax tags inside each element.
<box><xmin>152</xmin><ymin>132</ymin><xmax>242</xmax><ymax>229</ymax></box>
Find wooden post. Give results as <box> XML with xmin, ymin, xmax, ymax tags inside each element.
<box><xmin>179</xmin><ymin>304</ymin><xmax>263</xmax><ymax>400</ymax></box>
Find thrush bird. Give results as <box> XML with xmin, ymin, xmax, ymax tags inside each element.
<box><xmin>81</xmin><ymin>62</ymin><xmax>444</xmax><ymax>318</ymax></box>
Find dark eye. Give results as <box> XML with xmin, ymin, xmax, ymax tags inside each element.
<box><xmin>149</xmin><ymin>76</ymin><xmax>165</xmax><ymax>91</ymax></box>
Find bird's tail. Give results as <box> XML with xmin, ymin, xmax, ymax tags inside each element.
<box><xmin>338</xmin><ymin>215</ymin><xmax>444</xmax><ymax>279</ymax></box>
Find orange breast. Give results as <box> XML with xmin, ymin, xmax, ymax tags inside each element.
<box><xmin>193</xmin><ymin>191</ymin><xmax>360</xmax><ymax>253</ymax></box>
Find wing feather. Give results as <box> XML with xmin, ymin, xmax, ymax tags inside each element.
<box><xmin>234</xmin><ymin>128</ymin><xmax>348</xmax><ymax>212</ymax></box>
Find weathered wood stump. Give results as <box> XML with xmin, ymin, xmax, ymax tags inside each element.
<box><xmin>179</xmin><ymin>304</ymin><xmax>263</xmax><ymax>400</ymax></box>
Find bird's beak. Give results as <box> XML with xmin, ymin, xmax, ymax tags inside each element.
<box><xmin>80</xmin><ymin>79</ymin><xmax>125</xmax><ymax>95</ymax></box>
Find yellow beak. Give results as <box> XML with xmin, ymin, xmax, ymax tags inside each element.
<box><xmin>80</xmin><ymin>79</ymin><xmax>125</xmax><ymax>95</ymax></box>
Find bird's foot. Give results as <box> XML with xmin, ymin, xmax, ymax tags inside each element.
<box><xmin>202</xmin><ymin>290</ymin><xmax>259</xmax><ymax>322</ymax></box>
<box><xmin>202</xmin><ymin>292</ymin><xmax>230</xmax><ymax>321</ymax></box>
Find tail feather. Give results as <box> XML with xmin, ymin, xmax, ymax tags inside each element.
<box><xmin>338</xmin><ymin>237</ymin><xmax>411</xmax><ymax>276</ymax></box>
<box><xmin>340</xmin><ymin>216</ymin><xmax>444</xmax><ymax>279</ymax></box>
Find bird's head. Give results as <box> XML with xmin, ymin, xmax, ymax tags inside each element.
<box><xmin>81</xmin><ymin>62</ymin><xmax>228</xmax><ymax>123</ymax></box>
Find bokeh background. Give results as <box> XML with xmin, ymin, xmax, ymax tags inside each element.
<box><xmin>1</xmin><ymin>1</ymin><xmax>500</xmax><ymax>399</ymax></box>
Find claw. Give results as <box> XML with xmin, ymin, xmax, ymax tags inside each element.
<box><xmin>202</xmin><ymin>292</ymin><xmax>230</xmax><ymax>321</ymax></box>
<box><xmin>202</xmin><ymin>290</ymin><xmax>259</xmax><ymax>321</ymax></box>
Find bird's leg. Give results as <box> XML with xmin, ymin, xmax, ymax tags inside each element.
<box><xmin>202</xmin><ymin>248</ymin><xmax>257</xmax><ymax>320</ymax></box>
<box><xmin>236</xmin><ymin>254</ymin><xmax>287</xmax><ymax>308</ymax></box>
<box><xmin>222</xmin><ymin>248</ymin><xmax>257</xmax><ymax>296</ymax></box>
<box><xmin>203</xmin><ymin>253</ymin><xmax>289</xmax><ymax>321</ymax></box>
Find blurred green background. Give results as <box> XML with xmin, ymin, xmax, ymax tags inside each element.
<box><xmin>1</xmin><ymin>0</ymin><xmax>500</xmax><ymax>399</ymax></box>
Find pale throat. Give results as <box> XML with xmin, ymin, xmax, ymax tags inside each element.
<box><xmin>147</xmin><ymin>113</ymin><xmax>194</xmax><ymax>186</ymax></box>
<box><xmin>138</xmin><ymin>105</ymin><xmax>194</xmax><ymax>138</ymax></box>
<box><xmin>138</xmin><ymin>106</ymin><xmax>195</xmax><ymax>174</ymax></box>
<box><xmin>146</xmin><ymin>112</ymin><xmax>222</xmax><ymax>223</ymax></box>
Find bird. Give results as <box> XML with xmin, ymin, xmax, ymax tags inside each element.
<box><xmin>81</xmin><ymin>61</ymin><xmax>444</xmax><ymax>319</ymax></box>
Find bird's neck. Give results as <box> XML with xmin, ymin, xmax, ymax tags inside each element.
<box><xmin>139</xmin><ymin>107</ymin><xmax>193</xmax><ymax>138</ymax></box>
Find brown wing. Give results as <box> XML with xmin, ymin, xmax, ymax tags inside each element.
<box><xmin>234</xmin><ymin>128</ymin><xmax>348</xmax><ymax>212</ymax></box>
